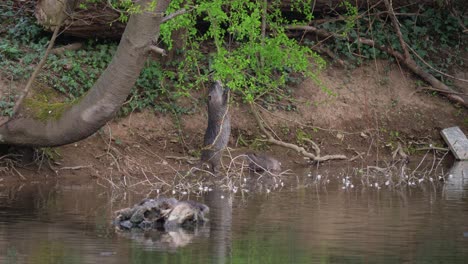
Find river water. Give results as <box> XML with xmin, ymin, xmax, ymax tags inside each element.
<box><xmin>0</xmin><ymin>162</ymin><xmax>467</xmax><ymax>264</ymax></box>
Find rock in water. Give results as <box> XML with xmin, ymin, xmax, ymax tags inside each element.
<box><xmin>165</xmin><ymin>201</ymin><xmax>210</xmax><ymax>229</ymax></box>
<box><xmin>113</xmin><ymin>198</ymin><xmax>209</xmax><ymax>230</ymax></box>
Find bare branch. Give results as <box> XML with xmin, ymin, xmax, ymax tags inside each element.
<box><xmin>149</xmin><ymin>45</ymin><xmax>167</xmax><ymax>56</ymax></box>
<box><xmin>383</xmin><ymin>0</ymin><xmax>410</xmax><ymax>60</ymax></box>
<box><xmin>250</xmin><ymin>103</ymin><xmax>347</xmax><ymax>162</ymax></box>
<box><xmin>162</xmin><ymin>8</ymin><xmax>187</xmax><ymax>23</ymax></box>
<box><xmin>286</xmin><ymin>24</ymin><xmax>468</xmax><ymax>107</ymax></box>
<box><xmin>11</xmin><ymin>17</ymin><xmax>64</xmax><ymax>116</ymax></box>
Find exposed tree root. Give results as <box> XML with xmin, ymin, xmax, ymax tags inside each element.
<box><xmin>250</xmin><ymin>103</ymin><xmax>347</xmax><ymax>162</ymax></box>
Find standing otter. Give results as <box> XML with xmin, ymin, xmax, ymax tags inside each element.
<box><xmin>201</xmin><ymin>80</ymin><xmax>231</xmax><ymax>174</ymax></box>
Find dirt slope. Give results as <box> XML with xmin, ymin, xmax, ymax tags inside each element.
<box><xmin>1</xmin><ymin>61</ymin><xmax>466</xmax><ymax>184</ymax></box>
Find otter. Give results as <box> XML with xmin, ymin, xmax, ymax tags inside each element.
<box><xmin>201</xmin><ymin>80</ymin><xmax>231</xmax><ymax>174</ymax></box>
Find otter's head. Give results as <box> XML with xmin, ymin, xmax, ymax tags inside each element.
<box><xmin>208</xmin><ymin>80</ymin><xmax>229</xmax><ymax>109</ymax></box>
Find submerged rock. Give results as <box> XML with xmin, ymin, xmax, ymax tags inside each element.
<box><xmin>113</xmin><ymin>197</ymin><xmax>208</xmax><ymax>231</ymax></box>
<box><xmin>165</xmin><ymin>201</ymin><xmax>210</xmax><ymax>229</ymax></box>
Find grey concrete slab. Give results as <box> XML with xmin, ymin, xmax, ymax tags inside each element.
<box><xmin>441</xmin><ymin>127</ymin><xmax>468</xmax><ymax>160</ymax></box>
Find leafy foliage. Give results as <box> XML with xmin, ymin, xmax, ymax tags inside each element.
<box><xmin>316</xmin><ymin>1</ymin><xmax>466</xmax><ymax>79</ymax></box>
<box><xmin>160</xmin><ymin>0</ymin><xmax>325</xmax><ymax>102</ymax></box>
<box><xmin>0</xmin><ymin>1</ymin><xmax>184</xmax><ymax>115</ymax></box>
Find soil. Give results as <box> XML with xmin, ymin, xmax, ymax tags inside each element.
<box><xmin>0</xmin><ymin>60</ymin><xmax>466</xmax><ymax>187</ymax></box>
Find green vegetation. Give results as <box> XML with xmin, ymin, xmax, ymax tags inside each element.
<box><xmin>159</xmin><ymin>0</ymin><xmax>325</xmax><ymax>102</ymax></box>
<box><xmin>0</xmin><ymin>1</ymin><xmax>466</xmax><ymax>118</ymax></box>
<box><xmin>315</xmin><ymin>2</ymin><xmax>466</xmax><ymax>80</ymax></box>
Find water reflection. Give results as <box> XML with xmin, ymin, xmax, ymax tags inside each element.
<box><xmin>444</xmin><ymin>161</ymin><xmax>468</xmax><ymax>200</ymax></box>
<box><xmin>0</xmin><ymin>161</ymin><xmax>467</xmax><ymax>263</ymax></box>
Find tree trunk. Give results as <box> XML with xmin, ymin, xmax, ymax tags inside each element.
<box><xmin>0</xmin><ymin>0</ymin><xmax>171</xmax><ymax>147</ymax></box>
<box><xmin>34</xmin><ymin>0</ymin><xmax>438</xmax><ymax>39</ymax></box>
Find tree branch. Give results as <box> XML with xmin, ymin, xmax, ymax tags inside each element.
<box><xmin>383</xmin><ymin>0</ymin><xmax>410</xmax><ymax>60</ymax></box>
<box><xmin>286</xmin><ymin>25</ymin><xmax>468</xmax><ymax>108</ymax></box>
<box><xmin>149</xmin><ymin>45</ymin><xmax>167</xmax><ymax>56</ymax></box>
<box><xmin>162</xmin><ymin>8</ymin><xmax>187</xmax><ymax>23</ymax></box>
<box><xmin>11</xmin><ymin>16</ymin><xmax>64</xmax><ymax>116</ymax></box>
<box><xmin>250</xmin><ymin>103</ymin><xmax>347</xmax><ymax>162</ymax></box>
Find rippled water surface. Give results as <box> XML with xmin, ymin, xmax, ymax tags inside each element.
<box><xmin>0</xmin><ymin>162</ymin><xmax>467</xmax><ymax>264</ymax></box>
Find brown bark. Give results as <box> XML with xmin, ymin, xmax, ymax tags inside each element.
<box><xmin>35</xmin><ymin>0</ymin><xmax>126</xmax><ymax>39</ymax></box>
<box><xmin>0</xmin><ymin>0</ymin><xmax>171</xmax><ymax>147</ymax></box>
<box><xmin>34</xmin><ymin>0</ymin><xmax>438</xmax><ymax>39</ymax></box>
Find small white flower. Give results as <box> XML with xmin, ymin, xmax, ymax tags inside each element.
<box><xmin>156</xmin><ymin>189</ymin><xmax>160</xmax><ymax>194</ymax></box>
<box><xmin>172</xmin><ymin>190</ymin><xmax>176</xmax><ymax>194</ymax></box>
<box><xmin>182</xmin><ymin>191</ymin><xmax>187</xmax><ymax>195</ymax></box>
<box><xmin>204</xmin><ymin>186</ymin><xmax>208</xmax><ymax>192</ymax></box>
<box><xmin>317</xmin><ymin>175</ymin><xmax>322</xmax><ymax>180</ymax></box>
<box><xmin>48</xmin><ymin>110</ymin><xmax>52</xmax><ymax>114</ymax></box>
<box><xmin>351</xmin><ymin>184</ymin><xmax>354</xmax><ymax>188</ymax></box>
<box><xmin>341</xmin><ymin>186</ymin><xmax>346</xmax><ymax>189</ymax></box>
<box><xmin>266</xmin><ymin>189</ymin><xmax>271</xmax><ymax>193</ymax></box>
<box><xmin>374</xmin><ymin>183</ymin><xmax>379</xmax><ymax>188</ymax></box>
<box><xmin>208</xmin><ymin>188</ymin><xmax>213</xmax><ymax>192</ymax></box>
<box><xmin>429</xmin><ymin>177</ymin><xmax>433</xmax><ymax>182</ymax></box>
<box><xmin>281</xmin><ymin>182</ymin><xmax>284</xmax><ymax>187</ymax></box>
<box><xmin>385</xmin><ymin>180</ymin><xmax>390</xmax><ymax>186</ymax></box>
<box><xmin>220</xmin><ymin>195</ymin><xmax>224</xmax><ymax>199</ymax></box>
<box><xmin>326</xmin><ymin>179</ymin><xmax>330</xmax><ymax>183</ymax></box>
<box><xmin>418</xmin><ymin>178</ymin><xmax>424</xmax><ymax>183</ymax></box>
<box><xmin>307</xmin><ymin>173</ymin><xmax>312</xmax><ymax>177</ymax></box>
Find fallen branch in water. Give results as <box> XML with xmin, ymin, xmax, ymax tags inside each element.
<box><xmin>250</xmin><ymin>103</ymin><xmax>347</xmax><ymax>162</ymax></box>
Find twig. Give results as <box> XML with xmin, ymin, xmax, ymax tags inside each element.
<box><xmin>11</xmin><ymin>166</ymin><xmax>26</xmax><ymax>180</ymax></box>
<box><xmin>285</xmin><ymin>24</ymin><xmax>468</xmax><ymax>107</ymax></box>
<box><xmin>392</xmin><ymin>142</ymin><xmax>409</xmax><ymax>162</ymax></box>
<box><xmin>250</xmin><ymin>103</ymin><xmax>347</xmax><ymax>162</ymax></box>
<box><xmin>383</xmin><ymin>0</ymin><xmax>410</xmax><ymax>60</ymax></box>
<box><xmin>59</xmin><ymin>165</ymin><xmax>93</xmax><ymax>170</ymax></box>
<box><xmin>406</xmin><ymin>44</ymin><xmax>468</xmax><ymax>84</ymax></box>
<box><xmin>11</xmin><ymin>11</ymin><xmax>65</xmax><ymax>116</ymax></box>
<box><xmin>312</xmin><ymin>45</ymin><xmax>348</xmax><ymax>67</ymax></box>
<box><xmin>165</xmin><ymin>155</ymin><xmax>198</xmax><ymax>164</ymax></box>
<box><xmin>415</xmin><ymin>146</ymin><xmax>449</xmax><ymax>152</ymax></box>
<box><xmin>162</xmin><ymin>8</ymin><xmax>187</xmax><ymax>23</ymax></box>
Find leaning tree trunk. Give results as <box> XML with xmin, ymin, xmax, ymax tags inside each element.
<box><xmin>0</xmin><ymin>0</ymin><xmax>171</xmax><ymax>147</ymax></box>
